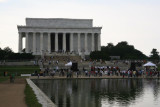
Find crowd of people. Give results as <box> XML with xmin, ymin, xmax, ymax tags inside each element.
<box><xmin>33</xmin><ymin>56</ymin><xmax>160</xmax><ymax>78</ymax></box>
<box><xmin>84</xmin><ymin>66</ymin><xmax>160</xmax><ymax>78</ymax></box>
<box><xmin>36</xmin><ymin>65</ymin><xmax>160</xmax><ymax>78</ymax></box>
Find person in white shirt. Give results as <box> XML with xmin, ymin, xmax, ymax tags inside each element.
<box><xmin>95</xmin><ymin>70</ymin><xmax>98</xmax><ymax>76</ymax></box>
<box><xmin>85</xmin><ymin>70</ymin><xmax>88</xmax><ymax>76</ymax></box>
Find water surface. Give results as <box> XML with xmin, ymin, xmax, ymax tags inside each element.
<box><xmin>32</xmin><ymin>79</ymin><xmax>160</xmax><ymax>107</ymax></box>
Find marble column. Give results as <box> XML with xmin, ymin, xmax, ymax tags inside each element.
<box><xmin>55</xmin><ymin>33</ymin><xmax>58</xmax><ymax>51</ymax></box>
<box><xmin>85</xmin><ymin>33</ymin><xmax>88</xmax><ymax>54</ymax></box>
<box><xmin>98</xmin><ymin>33</ymin><xmax>101</xmax><ymax>51</ymax></box>
<box><xmin>40</xmin><ymin>32</ymin><xmax>43</xmax><ymax>54</ymax></box>
<box><xmin>48</xmin><ymin>33</ymin><xmax>51</xmax><ymax>53</ymax></box>
<box><xmin>70</xmin><ymin>33</ymin><xmax>73</xmax><ymax>52</ymax></box>
<box><xmin>33</xmin><ymin>32</ymin><xmax>36</xmax><ymax>54</ymax></box>
<box><xmin>63</xmin><ymin>33</ymin><xmax>66</xmax><ymax>52</ymax></box>
<box><xmin>25</xmin><ymin>32</ymin><xmax>29</xmax><ymax>53</ymax></box>
<box><xmin>18</xmin><ymin>32</ymin><xmax>22</xmax><ymax>53</ymax></box>
<box><xmin>91</xmin><ymin>33</ymin><xmax>95</xmax><ymax>51</ymax></box>
<box><xmin>78</xmin><ymin>33</ymin><xmax>81</xmax><ymax>53</ymax></box>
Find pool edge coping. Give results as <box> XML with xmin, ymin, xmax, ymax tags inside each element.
<box><xmin>26</xmin><ymin>78</ymin><xmax>57</xmax><ymax>107</ymax></box>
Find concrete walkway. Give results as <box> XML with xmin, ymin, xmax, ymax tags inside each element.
<box><xmin>0</xmin><ymin>78</ymin><xmax>27</xmax><ymax>107</ymax></box>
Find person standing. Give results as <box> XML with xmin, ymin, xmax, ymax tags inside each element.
<box><xmin>133</xmin><ymin>70</ymin><xmax>136</xmax><ymax>78</ymax></box>
<box><xmin>76</xmin><ymin>71</ymin><xmax>79</xmax><ymax>78</ymax></box>
<box><xmin>43</xmin><ymin>71</ymin><xmax>45</xmax><ymax>77</ymax></box>
<box><xmin>10</xmin><ymin>74</ymin><xmax>12</xmax><ymax>83</ymax></box>
<box><xmin>38</xmin><ymin>73</ymin><xmax>40</xmax><ymax>79</ymax></box>
<box><xmin>158</xmin><ymin>71</ymin><xmax>160</xmax><ymax>78</ymax></box>
<box><xmin>122</xmin><ymin>71</ymin><xmax>125</xmax><ymax>78</ymax></box>
<box><xmin>128</xmin><ymin>70</ymin><xmax>130</xmax><ymax>78</ymax></box>
<box><xmin>85</xmin><ymin>70</ymin><xmax>88</xmax><ymax>76</ymax></box>
<box><xmin>52</xmin><ymin>69</ymin><xmax>55</xmax><ymax>78</ymax></box>
<box><xmin>95</xmin><ymin>70</ymin><xmax>98</xmax><ymax>77</ymax></box>
<box><xmin>12</xmin><ymin>74</ymin><xmax>15</xmax><ymax>83</ymax></box>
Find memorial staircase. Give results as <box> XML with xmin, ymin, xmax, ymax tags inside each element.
<box><xmin>39</xmin><ymin>59</ymin><xmax>139</xmax><ymax>71</ymax></box>
<box><xmin>36</xmin><ymin>53</ymin><xmax>143</xmax><ymax>71</ymax></box>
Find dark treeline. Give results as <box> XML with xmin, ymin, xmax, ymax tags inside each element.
<box><xmin>0</xmin><ymin>47</ymin><xmax>34</xmax><ymax>60</ymax></box>
<box><xmin>90</xmin><ymin>41</ymin><xmax>159</xmax><ymax>61</ymax></box>
<box><xmin>0</xmin><ymin>42</ymin><xmax>159</xmax><ymax>61</ymax></box>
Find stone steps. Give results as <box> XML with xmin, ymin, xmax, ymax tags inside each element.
<box><xmin>40</xmin><ymin>61</ymin><xmax>135</xmax><ymax>71</ymax></box>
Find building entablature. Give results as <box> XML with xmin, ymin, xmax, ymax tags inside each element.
<box><xmin>17</xmin><ymin>26</ymin><xmax>102</xmax><ymax>34</ymax></box>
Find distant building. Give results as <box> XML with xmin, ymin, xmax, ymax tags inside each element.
<box><xmin>17</xmin><ymin>18</ymin><xmax>102</xmax><ymax>56</ymax></box>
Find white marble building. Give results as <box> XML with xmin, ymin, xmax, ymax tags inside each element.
<box><xmin>17</xmin><ymin>18</ymin><xmax>102</xmax><ymax>55</ymax></box>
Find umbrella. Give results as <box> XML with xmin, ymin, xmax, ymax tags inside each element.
<box><xmin>143</xmin><ymin>62</ymin><xmax>157</xmax><ymax>67</ymax></box>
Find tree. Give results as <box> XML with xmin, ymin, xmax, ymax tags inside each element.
<box><xmin>116</xmin><ymin>41</ymin><xmax>128</xmax><ymax>46</ymax></box>
<box><xmin>90</xmin><ymin>41</ymin><xmax>148</xmax><ymax>60</ymax></box>
<box><xmin>150</xmin><ymin>48</ymin><xmax>159</xmax><ymax>61</ymax></box>
<box><xmin>107</xmin><ymin>43</ymin><xmax>114</xmax><ymax>49</ymax></box>
<box><xmin>3</xmin><ymin>47</ymin><xmax>13</xmax><ymax>53</ymax></box>
<box><xmin>0</xmin><ymin>47</ymin><xmax>34</xmax><ymax>60</ymax></box>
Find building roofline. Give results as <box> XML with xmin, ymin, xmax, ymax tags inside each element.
<box><xmin>17</xmin><ymin>25</ymin><xmax>102</xmax><ymax>29</ymax></box>
<box><xmin>26</xmin><ymin>17</ymin><xmax>93</xmax><ymax>21</ymax></box>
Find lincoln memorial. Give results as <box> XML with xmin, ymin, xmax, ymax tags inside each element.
<box><xmin>17</xmin><ymin>18</ymin><xmax>102</xmax><ymax>56</ymax></box>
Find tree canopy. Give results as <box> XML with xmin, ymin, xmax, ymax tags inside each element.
<box><xmin>0</xmin><ymin>47</ymin><xmax>34</xmax><ymax>60</ymax></box>
<box><xmin>150</xmin><ymin>48</ymin><xmax>159</xmax><ymax>61</ymax></box>
<box><xmin>90</xmin><ymin>41</ymin><xmax>148</xmax><ymax>60</ymax></box>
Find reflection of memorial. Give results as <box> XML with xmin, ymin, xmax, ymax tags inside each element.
<box><xmin>32</xmin><ymin>79</ymin><xmax>160</xmax><ymax>107</ymax></box>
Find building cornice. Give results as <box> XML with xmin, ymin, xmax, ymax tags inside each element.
<box><xmin>26</xmin><ymin>17</ymin><xmax>93</xmax><ymax>21</ymax></box>
<box><xmin>17</xmin><ymin>25</ymin><xmax>102</xmax><ymax>29</ymax></box>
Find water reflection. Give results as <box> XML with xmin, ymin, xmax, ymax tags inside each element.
<box><xmin>32</xmin><ymin>79</ymin><xmax>160</xmax><ymax>107</ymax></box>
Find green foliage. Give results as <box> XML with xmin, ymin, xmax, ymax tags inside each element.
<box><xmin>3</xmin><ymin>47</ymin><xmax>13</xmax><ymax>53</ymax></box>
<box><xmin>25</xmin><ymin>83</ymin><xmax>42</xmax><ymax>107</ymax></box>
<box><xmin>150</xmin><ymin>48</ymin><xmax>159</xmax><ymax>61</ymax></box>
<box><xmin>90</xmin><ymin>51</ymin><xmax>110</xmax><ymax>60</ymax></box>
<box><xmin>0</xmin><ymin>66</ymin><xmax>40</xmax><ymax>76</ymax></box>
<box><xmin>158</xmin><ymin>65</ymin><xmax>160</xmax><ymax>71</ymax></box>
<box><xmin>90</xmin><ymin>41</ymin><xmax>148</xmax><ymax>60</ymax></box>
<box><xmin>0</xmin><ymin>47</ymin><xmax>34</xmax><ymax>60</ymax></box>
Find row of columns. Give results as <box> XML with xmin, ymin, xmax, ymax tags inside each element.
<box><xmin>18</xmin><ymin>32</ymin><xmax>101</xmax><ymax>54</ymax></box>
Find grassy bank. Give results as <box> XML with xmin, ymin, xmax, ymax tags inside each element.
<box><xmin>0</xmin><ymin>65</ymin><xmax>40</xmax><ymax>76</ymax></box>
<box><xmin>25</xmin><ymin>83</ymin><xmax>42</xmax><ymax>107</ymax></box>
<box><xmin>0</xmin><ymin>77</ymin><xmax>9</xmax><ymax>82</ymax></box>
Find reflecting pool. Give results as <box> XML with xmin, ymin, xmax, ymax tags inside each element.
<box><xmin>32</xmin><ymin>79</ymin><xmax>160</xmax><ymax>107</ymax></box>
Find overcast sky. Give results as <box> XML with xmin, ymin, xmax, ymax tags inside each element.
<box><xmin>0</xmin><ymin>0</ymin><xmax>160</xmax><ymax>56</ymax></box>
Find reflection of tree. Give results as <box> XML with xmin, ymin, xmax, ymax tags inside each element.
<box><xmin>66</xmin><ymin>96</ymin><xmax>71</xmax><ymax>107</ymax></box>
<box><xmin>90</xmin><ymin>79</ymin><xmax>144</xmax><ymax>106</ymax></box>
<box><xmin>146</xmin><ymin>79</ymin><xmax>160</xmax><ymax>101</ymax></box>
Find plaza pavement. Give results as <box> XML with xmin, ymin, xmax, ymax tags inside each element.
<box><xmin>0</xmin><ymin>78</ymin><xmax>27</xmax><ymax>107</ymax></box>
